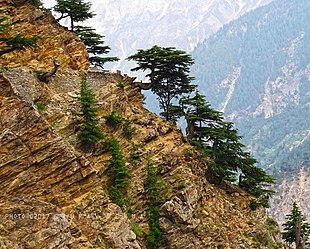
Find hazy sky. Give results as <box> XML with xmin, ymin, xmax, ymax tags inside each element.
<box><xmin>42</xmin><ymin>0</ymin><xmax>56</xmax><ymax>8</ymax></box>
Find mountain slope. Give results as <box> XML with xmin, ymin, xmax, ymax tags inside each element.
<box><xmin>0</xmin><ymin>1</ymin><xmax>283</xmax><ymax>248</ymax></box>
<box><xmin>192</xmin><ymin>0</ymin><xmax>310</xmax><ymax>225</ymax></box>
<box><xmin>0</xmin><ymin>0</ymin><xmax>89</xmax><ymax>71</ymax></box>
<box><xmin>91</xmin><ymin>0</ymin><xmax>272</xmax><ymax>52</ymax></box>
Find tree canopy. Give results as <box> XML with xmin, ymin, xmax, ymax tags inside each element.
<box><xmin>54</xmin><ymin>0</ymin><xmax>95</xmax><ymax>31</ymax></box>
<box><xmin>74</xmin><ymin>26</ymin><xmax>119</xmax><ymax>69</ymax></box>
<box><xmin>128</xmin><ymin>45</ymin><xmax>195</xmax><ymax>121</ymax></box>
<box><xmin>282</xmin><ymin>201</ymin><xmax>310</xmax><ymax>248</ymax></box>
<box><xmin>180</xmin><ymin>91</ymin><xmax>274</xmax><ymax>206</ymax></box>
<box><xmin>28</xmin><ymin>0</ymin><xmax>43</xmax><ymax>8</ymax></box>
<box><xmin>53</xmin><ymin>1</ymin><xmax>118</xmax><ymax>68</ymax></box>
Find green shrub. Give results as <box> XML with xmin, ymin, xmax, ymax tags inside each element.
<box><xmin>266</xmin><ymin>217</ymin><xmax>278</xmax><ymax>233</ymax></box>
<box><xmin>104</xmin><ymin>111</ymin><xmax>123</xmax><ymax>126</ymax></box>
<box><xmin>177</xmin><ymin>181</ymin><xmax>186</xmax><ymax>189</ymax></box>
<box><xmin>132</xmin><ymin>223</ymin><xmax>144</xmax><ymax>237</ymax></box>
<box><xmin>35</xmin><ymin>102</ymin><xmax>47</xmax><ymax>113</ymax></box>
<box><xmin>249</xmin><ymin>200</ymin><xmax>259</xmax><ymax>210</ymax></box>
<box><xmin>243</xmin><ymin>232</ymin><xmax>252</xmax><ymax>238</ymax></box>
<box><xmin>247</xmin><ymin>219</ymin><xmax>255</xmax><ymax>226</ymax></box>
<box><xmin>187</xmin><ymin>163</ymin><xmax>193</xmax><ymax>170</ymax></box>
<box><xmin>117</xmin><ymin>81</ymin><xmax>125</xmax><ymax>89</ymax></box>
<box><xmin>126</xmin><ymin>207</ymin><xmax>133</xmax><ymax>218</ymax></box>
<box><xmin>78</xmin><ymin>76</ymin><xmax>104</xmax><ymax>148</ymax></box>
<box><xmin>122</xmin><ymin>120</ymin><xmax>136</xmax><ymax>139</ymax></box>
<box><xmin>130</xmin><ymin>144</ymin><xmax>141</xmax><ymax>161</ymax></box>
<box><xmin>29</xmin><ymin>0</ymin><xmax>42</xmax><ymax>7</ymax></box>
<box><xmin>107</xmin><ymin>138</ymin><xmax>130</xmax><ymax>209</ymax></box>
<box><xmin>145</xmin><ymin>161</ymin><xmax>163</xmax><ymax>249</ymax></box>
<box><xmin>130</xmin><ymin>152</ymin><xmax>140</xmax><ymax>160</ymax></box>
<box><xmin>183</xmin><ymin>149</ymin><xmax>194</xmax><ymax>157</ymax></box>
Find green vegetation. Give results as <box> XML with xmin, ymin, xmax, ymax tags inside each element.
<box><xmin>183</xmin><ymin>149</ymin><xmax>194</xmax><ymax>158</ymax></box>
<box><xmin>145</xmin><ymin>161</ymin><xmax>163</xmax><ymax>249</ymax></box>
<box><xmin>122</xmin><ymin>120</ymin><xmax>135</xmax><ymax>139</ymax></box>
<box><xmin>107</xmin><ymin>138</ymin><xmax>130</xmax><ymax>209</ymax></box>
<box><xmin>74</xmin><ymin>26</ymin><xmax>119</xmax><ymax>69</ymax></box>
<box><xmin>191</xmin><ymin>0</ymin><xmax>310</xmax><ymax>177</ymax></box>
<box><xmin>54</xmin><ymin>0</ymin><xmax>95</xmax><ymax>31</ymax></box>
<box><xmin>0</xmin><ymin>17</ymin><xmax>41</xmax><ymax>56</ymax></box>
<box><xmin>282</xmin><ymin>201</ymin><xmax>310</xmax><ymax>247</ymax></box>
<box><xmin>128</xmin><ymin>42</ymin><xmax>274</xmax><ymax>206</ymax></box>
<box><xmin>130</xmin><ymin>144</ymin><xmax>141</xmax><ymax>161</ymax></box>
<box><xmin>34</xmin><ymin>102</ymin><xmax>47</xmax><ymax>113</ymax></box>
<box><xmin>266</xmin><ymin>217</ymin><xmax>279</xmax><ymax>234</ymax></box>
<box><xmin>28</xmin><ymin>0</ymin><xmax>43</xmax><ymax>7</ymax></box>
<box><xmin>131</xmin><ymin>223</ymin><xmax>144</xmax><ymax>237</ymax></box>
<box><xmin>104</xmin><ymin>111</ymin><xmax>123</xmax><ymax>126</ymax></box>
<box><xmin>128</xmin><ymin>45</ymin><xmax>195</xmax><ymax>121</ymax></box>
<box><xmin>53</xmin><ymin>0</ymin><xmax>118</xmax><ymax>68</ymax></box>
<box><xmin>78</xmin><ymin>75</ymin><xmax>104</xmax><ymax>148</ymax></box>
<box><xmin>249</xmin><ymin>200</ymin><xmax>260</xmax><ymax>210</ymax></box>
<box><xmin>243</xmin><ymin>222</ymin><xmax>283</xmax><ymax>249</ymax></box>
<box><xmin>180</xmin><ymin>91</ymin><xmax>274</xmax><ymax>206</ymax></box>
<box><xmin>116</xmin><ymin>81</ymin><xmax>125</xmax><ymax>89</ymax></box>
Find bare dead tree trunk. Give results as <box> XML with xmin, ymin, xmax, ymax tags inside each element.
<box><xmin>186</xmin><ymin>119</ymin><xmax>195</xmax><ymax>141</ymax></box>
<box><xmin>296</xmin><ymin>217</ymin><xmax>305</xmax><ymax>249</ymax></box>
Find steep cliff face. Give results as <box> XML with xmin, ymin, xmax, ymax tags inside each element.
<box><xmin>0</xmin><ymin>69</ymin><xmax>283</xmax><ymax>248</ymax></box>
<box><xmin>0</xmin><ymin>0</ymin><xmax>89</xmax><ymax>71</ymax></box>
<box><xmin>0</xmin><ymin>1</ymin><xmax>283</xmax><ymax>248</ymax></box>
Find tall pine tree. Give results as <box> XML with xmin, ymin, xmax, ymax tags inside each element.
<box><xmin>53</xmin><ymin>2</ymin><xmax>118</xmax><ymax>68</ymax></box>
<box><xmin>128</xmin><ymin>45</ymin><xmax>195</xmax><ymax>121</ymax></box>
<box><xmin>181</xmin><ymin>91</ymin><xmax>274</xmax><ymax>205</ymax></box>
<box><xmin>283</xmin><ymin>202</ymin><xmax>310</xmax><ymax>248</ymax></box>
<box><xmin>180</xmin><ymin>91</ymin><xmax>223</xmax><ymax>143</ymax></box>
<box><xmin>54</xmin><ymin>0</ymin><xmax>95</xmax><ymax>31</ymax></box>
<box><xmin>78</xmin><ymin>75</ymin><xmax>103</xmax><ymax>149</ymax></box>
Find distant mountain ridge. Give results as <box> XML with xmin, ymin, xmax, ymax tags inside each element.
<box><xmin>191</xmin><ymin>0</ymin><xmax>310</xmax><ymax>225</ymax></box>
<box><xmin>80</xmin><ymin>0</ymin><xmax>273</xmax><ymax>73</ymax></box>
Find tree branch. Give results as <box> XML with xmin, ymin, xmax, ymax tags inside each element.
<box><xmin>56</xmin><ymin>13</ymin><xmax>69</xmax><ymax>22</ymax></box>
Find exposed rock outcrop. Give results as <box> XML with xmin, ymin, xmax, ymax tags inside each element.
<box><xmin>0</xmin><ymin>0</ymin><xmax>89</xmax><ymax>71</ymax></box>
<box><xmin>0</xmin><ymin>1</ymin><xmax>284</xmax><ymax>248</ymax></box>
<box><xmin>0</xmin><ymin>64</ymin><xmax>283</xmax><ymax>248</ymax></box>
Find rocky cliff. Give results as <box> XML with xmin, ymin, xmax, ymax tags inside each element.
<box><xmin>0</xmin><ymin>1</ymin><xmax>283</xmax><ymax>248</ymax></box>
<box><xmin>0</xmin><ymin>0</ymin><xmax>89</xmax><ymax>71</ymax></box>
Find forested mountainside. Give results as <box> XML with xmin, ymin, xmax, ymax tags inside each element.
<box><xmin>0</xmin><ymin>1</ymin><xmax>283</xmax><ymax>248</ymax></box>
<box><xmin>192</xmin><ymin>0</ymin><xmax>310</xmax><ymax>225</ymax></box>
<box><xmin>42</xmin><ymin>0</ymin><xmax>273</xmax><ymax>72</ymax></box>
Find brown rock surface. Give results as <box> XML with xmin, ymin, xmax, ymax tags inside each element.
<box><xmin>0</xmin><ymin>0</ymin><xmax>89</xmax><ymax>71</ymax></box>
<box><xmin>269</xmin><ymin>166</ymin><xmax>310</xmax><ymax>229</ymax></box>
<box><xmin>0</xmin><ymin>1</ymin><xmax>284</xmax><ymax>248</ymax></box>
<box><xmin>0</xmin><ymin>66</ymin><xmax>284</xmax><ymax>248</ymax></box>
